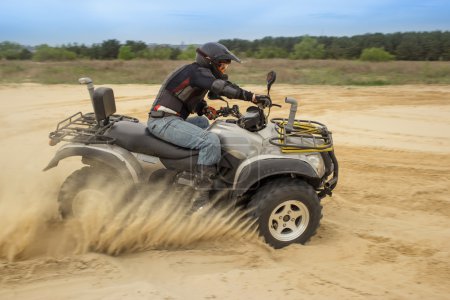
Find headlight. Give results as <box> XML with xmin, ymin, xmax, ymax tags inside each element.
<box><xmin>305</xmin><ymin>154</ymin><xmax>325</xmax><ymax>177</ymax></box>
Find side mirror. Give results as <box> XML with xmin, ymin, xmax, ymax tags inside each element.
<box><xmin>266</xmin><ymin>71</ymin><xmax>276</xmax><ymax>95</ymax></box>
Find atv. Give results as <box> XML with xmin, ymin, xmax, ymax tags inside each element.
<box><xmin>44</xmin><ymin>71</ymin><xmax>338</xmax><ymax>249</ymax></box>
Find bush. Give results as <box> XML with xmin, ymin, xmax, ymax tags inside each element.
<box><xmin>177</xmin><ymin>45</ymin><xmax>197</xmax><ymax>60</ymax></box>
<box><xmin>98</xmin><ymin>39</ymin><xmax>121</xmax><ymax>59</ymax></box>
<box><xmin>360</xmin><ymin>47</ymin><xmax>395</xmax><ymax>62</ymax></box>
<box><xmin>291</xmin><ymin>37</ymin><xmax>325</xmax><ymax>59</ymax></box>
<box><xmin>254</xmin><ymin>46</ymin><xmax>288</xmax><ymax>58</ymax></box>
<box><xmin>139</xmin><ymin>46</ymin><xmax>174</xmax><ymax>60</ymax></box>
<box><xmin>33</xmin><ymin>45</ymin><xmax>77</xmax><ymax>61</ymax></box>
<box><xmin>0</xmin><ymin>42</ymin><xmax>32</xmax><ymax>60</ymax></box>
<box><xmin>118</xmin><ymin>45</ymin><xmax>135</xmax><ymax>60</ymax></box>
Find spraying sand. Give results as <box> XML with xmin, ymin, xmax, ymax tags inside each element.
<box><xmin>0</xmin><ymin>83</ymin><xmax>449</xmax><ymax>299</ymax></box>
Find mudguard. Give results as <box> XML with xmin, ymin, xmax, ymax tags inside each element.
<box><xmin>43</xmin><ymin>143</ymin><xmax>144</xmax><ymax>183</ymax></box>
<box><xmin>232</xmin><ymin>156</ymin><xmax>320</xmax><ymax>198</ymax></box>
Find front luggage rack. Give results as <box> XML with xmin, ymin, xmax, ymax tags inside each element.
<box><xmin>269</xmin><ymin>118</ymin><xmax>333</xmax><ymax>153</ymax></box>
<box><xmin>49</xmin><ymin>112</ymin><xmax>139</xmax><ymax>145</ymax></box>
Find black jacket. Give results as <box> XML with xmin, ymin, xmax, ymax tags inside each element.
<box><xmin>151</xmin><ymin>63</ymin><xmax>253</xmax><ymax>119</ymax></box>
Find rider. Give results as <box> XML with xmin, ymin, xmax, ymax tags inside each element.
<box><xmin>147</xmin><ymin>42</ymin><xmax>270</xmax><ymax>211</ymax></box>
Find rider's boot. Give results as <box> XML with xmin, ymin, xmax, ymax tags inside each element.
<box><xmin>191</xmin><ymin>164</ymin><xmax>217</xmax><ymax>212</ymax></box>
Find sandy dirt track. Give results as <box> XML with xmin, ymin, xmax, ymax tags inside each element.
<box><xmin>0</xmin><ymin>83</ymin><xmax>449</xmax><ymax>299</ymax></box>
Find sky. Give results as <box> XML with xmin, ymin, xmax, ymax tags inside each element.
<box><xmin>1</xmin><ymin>0</ymin><xmax>449</xmax><ymax>46</ymax></box>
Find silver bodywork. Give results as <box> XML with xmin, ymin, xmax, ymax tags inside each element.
<box><xmin>45</xmin><ymin>143</ymin><xmax>146</xmax><ymax>183</ymax></box>
<box><xmin>46</xmin><ymin>119</ymin><xmax>326</xmax><ymax>188</ymax></box>
<box><xmin>209</xmin><ymin>120</ymin><xmax>326</xmax><ymax>185</ymax></box>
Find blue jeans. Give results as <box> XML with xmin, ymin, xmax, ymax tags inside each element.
<box><xmin>147</xmin><ymin>116</ymin><xmax>221</xmax><ymax>166</ymax></box>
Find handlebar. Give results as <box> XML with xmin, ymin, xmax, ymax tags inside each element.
<box><xmin>216</xmin><ymin>104</ymin><xmax>241</xmax><ymax>118</ymax></box>
<box><xmin>256</xmin><ymin>97</ymin><xmax>282</xmax><ymax>109</ymax></box>
<box><xmin>215</xmin><ymin>96</ymin><xmax>282</xmax><ymax>118</ymax></box>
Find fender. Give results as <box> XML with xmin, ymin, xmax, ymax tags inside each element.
<box><xmin>232</xmin><ymin>156</ymin><xmax>319</xmax><ymax>198</ymax></box>
<box><xmin>43</xmin><ymin>143</ymin><xmax>144</xmax><ymax>183</ymax></box>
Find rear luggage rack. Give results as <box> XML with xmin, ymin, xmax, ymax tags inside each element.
<box><xmin>49</xmin><ymin>112</ymin><xmax>138</xmax><ymax>145</ymax></box>
<box><xmin>269</xmin><ymin>118</ymin><xmax>333</xmax><ymax>153</ymax></box>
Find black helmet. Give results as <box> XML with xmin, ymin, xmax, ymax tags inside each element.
<box><xmin>196</xmin><ymin>42</ymin><xmax>241</xmax><ymax>76</ymax></box>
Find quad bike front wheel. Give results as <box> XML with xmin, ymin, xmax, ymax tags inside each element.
<box><xmin>58</xmin><ymin>166</ymin><xmax>127</xmax><ymax>219</ymax></box>
<box><xmin>249</xmin><ymin>178</ymin><xmax>322</xmax><ymax>248</ymax></box>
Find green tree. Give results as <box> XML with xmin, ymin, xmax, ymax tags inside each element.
<box><xmin>0</xmin><ymin>41</ymin><xmax>31</xmax><ymax>60</ymax></box>
<box><xmin>360</xmin><ymin>47</ymin><xmax>395</xmax><ymax>61</ymax></box>
<box><xmin>384</xmin><ymin>32</ymin><xmax>403</xmax><ymax>55</ymax></box>
<box><xmin>327</xmin><ymin>37</ymin><xmax>357</xmax><ymax>59</ymax></box>
<box><xmin>219</xmin><ymin>38</ymin><xmax>253</xmax><ymax>54</ymax></box>
<box><xmin>33</xmin><ymin>45</ymin><xmax>77</xmax><ymax>61</ymax></box>
<box><xmin>177</xmin><ymin>45</ymin><xmax>197</xmax><ymax>60</ymax></box>
<box><xmin>125</xmin><ymin>40</ymin><xmax>148</xmax><ymax>53</ymax></box>
<box><xmin>290</xmin><ymin>36</ymin><xmax>325</xmax><ymax>59</ymax></box>
<box><xmin>62</xmin><ymin>43</ymin><xmax>91</xmax><ymax>58</ymax></box>
<box><xmin>396</xmin><ymin>33</ymin><xmax>422</xmax><ymax>60</ymax></box>
<box><xmin>441</xmin><ymin>31</ymin><xmax>450</xmax><ymax>60</ymax></box>
<box><xmin>139</xmin><ymin>46</ymin><xmax>173</xmax><ymax>60</ymax></box>
<box><xmin>118</xmin><ymin>45</ymin><xmax>135</xmax><ymax>60</ymax></box>
<box><xmin>99</xmin><ymin>39</ymin><xmax>121</xmax><ymax>59</ymax></box>
<box><xmin>222</xmin><ymin>31</ymin><xmax>450</xmax><ymax>61</ymax></box>
<box><xmin>255</xmin><ymin>46</ymin><xmax>288</xmax><ymax>58</ymax></box>
<box><xmin>420</xmin><ymin>31</ymin><xmax>442</xmax><ymax>60</ymax></box>
<box><xmin>18</xmin><ymin>48</ymin><xmax>32</xmax><ymax>60</ymax></box>
<box><xmin>170</xmin><ymin>48</ymin><xmax>182</xmax><ymax>60</ymax></box>
<box><xmin>87</xmin><ymin>43</ymin><xmax>101</xmax><ymax>59</ymax></box>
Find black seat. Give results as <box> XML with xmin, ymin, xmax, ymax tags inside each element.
<box><xmin>105</xmin><ymin>121</ymin><xmax>199</xmax><ymax>159</ymax></box>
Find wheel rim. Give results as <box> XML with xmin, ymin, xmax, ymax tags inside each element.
<box><xmin>72</xmin><ymin>189</ymin><xmax>112</xmax><ymax>217</ymax></box>
<box><xmin>268</xmin><ymin>200</ymin><xmax>310</xmax><ymax>242</ymax></box>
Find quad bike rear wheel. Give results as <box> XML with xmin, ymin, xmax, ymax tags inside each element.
<box><xmin>58</xmin><ymin>166</ymin><xmax>126</xmax><ymax>218</ymax></box>
<box><xmin>249</xmin><ymin>178</ymin><xmax>322</xmax><ymax>248</ymax></box>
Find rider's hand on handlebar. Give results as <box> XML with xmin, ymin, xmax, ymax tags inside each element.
<box><xmin>203</xmin><ymin>106</ymin><xmax>218</xmax><ymax>120</ymax></box>
<box><xmin>252</xmin><ymin>94</ymin><xmax>272</xmax><ymax>108</ymax></box>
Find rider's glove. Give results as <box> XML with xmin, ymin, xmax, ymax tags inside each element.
<box><xmin>252</xmin><ymin>94</ymin><xmax>272</xmax><ymax>108</ymax></box>
<box><xmin>203</xmin><ymin>106</ymin><xmax>218</xmax><ymax>120</ymax></box>
<box><xmin>242</xmin><ymin>90</ymin><xmax>254</xmax><ymax>101</ymax></box>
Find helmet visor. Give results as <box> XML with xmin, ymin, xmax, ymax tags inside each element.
<box><xmin>215</xmin><ymin>51</ymin><xmax>241</xmax><ymax>63</ymax></box>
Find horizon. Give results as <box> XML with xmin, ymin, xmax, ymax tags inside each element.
<box><xmin>1</xmin><ymin>0</ymin><xmax>449</xmax><ymax>46</ymax></box>
<box><xmin>2</xmin><ymin>30</ymin><xmax>450</xmax><ymax>48</ymax></box>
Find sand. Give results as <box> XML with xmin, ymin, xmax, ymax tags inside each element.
<box><xmin>0</xmin><ymin>83</ymin><xmax>449</xmax><ymax>299</ymax></box>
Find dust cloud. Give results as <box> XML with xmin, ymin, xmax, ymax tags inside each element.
<box><xmin>0</xmin><ymin>177</ymin><xmax>257</xmax><ymax>261</ymax></box>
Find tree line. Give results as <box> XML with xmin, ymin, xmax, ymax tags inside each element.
<box><xmin>0</xmin><ymin>40</ymin><xmax>198</xmax><ymax>61</ymax></box>
<box><xmin>219</xmin><ymin>31</ymin><xmax>450</xmax><ymax>61</ymax></box>
<box><xmin>1</xmin><ymin>31</ymin><xmax>449</xmax><ymax>62</ymax></box>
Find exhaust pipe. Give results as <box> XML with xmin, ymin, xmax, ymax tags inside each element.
<box><xmin>284</xmin><ymin>97</ymin><xmax>298</xmax><ymax>133</ymax></box>
<box><xmin>78</xmin><ymin>77</ymin><xmax>94</xmax><ymax>103</ymax></box>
